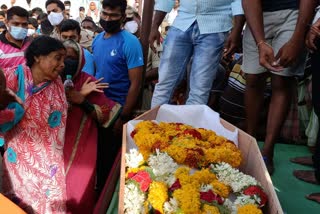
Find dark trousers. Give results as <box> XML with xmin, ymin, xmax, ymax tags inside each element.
<box><xmin>311</xmin><ymin>50</ymin><xmax>320</xmax><ymax>182</ymax></box>
<box><xmin>95</xmin><ymin>125</ymin><xmax>122</xmax><ymax>196</ymax></box>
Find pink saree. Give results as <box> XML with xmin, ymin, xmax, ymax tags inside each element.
<box><xmin>1</xmin><ymin>64</ymin><xmax>68</xmax><ymax>213</ymax></box>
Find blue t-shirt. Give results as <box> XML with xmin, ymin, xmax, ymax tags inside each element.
<box><xmin>92</xmin><ymin>30</ymin><xmax>144</xmax><ymax>105</ymax></box>
<box><xmin>82</xmin><ymin>49</ymin><xmax>95</xmax><ymax>76</ymax></box>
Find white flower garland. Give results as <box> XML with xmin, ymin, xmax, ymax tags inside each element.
<box><xmin>124</xmin><ymin>150</ymin><xmax>266</xmax><ymax>214</ymax></box>
<box><xmin>210</xmin><ymin>162</ymin><xmax>259</xmax><ymax>192</ymax></box>
<box><xmin>125</xmin><ymin>149</ymin><xmax>144</xmax><ymax>169</ymax></box>
<box><xmin>148</xmin><ymin>149</ymin><xmax>179</xmax><ymax>186</ymax></box>
<box><xmin>124</xmin><ymin>182</ymin><xmax>145</xmax><ymax>214</ymax></box>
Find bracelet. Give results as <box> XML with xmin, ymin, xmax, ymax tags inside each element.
<box><xmin>79</xmin><ymin>99</ymin><xmax>95</xmax><ymax>114</ymax></box>
<box><xmin>119</xmin><ymin>114</ymin><xmax>131</xmax><ymax>122</ymax></box>
<box><xmin>257</xmin><ymin>40</ymin><xmax>272</xmax><ymax>49</ymax></box>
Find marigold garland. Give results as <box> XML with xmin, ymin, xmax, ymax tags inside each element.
<box><xmin>132</xmin><ymin>121</ymin><xmax>242</xmax><ymax>168</ymax></box>
<box><xmin>238</xmin><ymin>204</ymin><xmax>263</xmax><ymax>214</ymax></box>
<box><xmin>148</xmin><ymin>181</ymin><xmax>168</xmax><ymax>213</ymax></box>
<box><xmin>124</xmin><ymin>121</ymin><xmax>268</xmax><ymax>214</ymax></box>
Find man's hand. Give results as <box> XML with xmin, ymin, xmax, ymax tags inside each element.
<box><xmin>223</xmin><ymin>30</ymin><xmax>241</xmax><ymax>59</ymax></box>
<box><xmin>149</xmin><ymin>28</ymin><xmax>161</xmax><ymax>53</ymax></box>
<box><xmin>306</xmin><ymin>18</ymin><xmax>320</xmax><ymax>51</ymax></box>
<box><xmin>66</xmin><ymin>89</ymin><xmax>85</xmax><ymax>105</ymax></box>
<box><xmin>276</xmin><ymin>38</ymin><xmax>304</xmax><ymax>67</ymax></box>
<box><xmin>258</xmin><ymin>42</ymin><xmax>284</xmax><ymax>72</ymax></box>
<box><xmin>80</xmin><ymin>77</ymin><xmax>109</xmax><ymax>97</ymax></box>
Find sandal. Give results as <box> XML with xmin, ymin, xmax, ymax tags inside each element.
<box><xmin>263</xmin><ymin>156</ymin><xmax>274</xmax><ymax>175</ymax></box>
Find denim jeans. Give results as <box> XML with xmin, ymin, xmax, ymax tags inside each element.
<box><xmin>151</xmin><ymin>21</ymin><xmax>227</xmax><ymax>107</ymax></box>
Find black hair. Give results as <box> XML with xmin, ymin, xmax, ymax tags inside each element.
<box><xmin>102</xmin><ymin>0</ymin><xmax>127</xmax><ymax>15</ymax></box>
<box><xmin>0</xmin><ymin>11</ymin><xmax>5</xmax><ymax>17</ymax></box>
<box><xmin>81</xmin><ymin>17</ymin><xmax>96</xmax><ymax>26</ymax></box>
<box><xmin>45</xmin><ymin>0</ymin><xmax>65</xmax><ymax>11</ymax></box>
<box><xmin>60</xmin><ymin>19</ymin><xmax>81</xmax><ymax>35</ymax></box>
<box><xmin>28</xmin><ymin>18</ymin><xmax>38</xmax><ymax>29</ymax></box>
<box><xmin>0</xmin><ymin>21</ymin><xmax>6</xmax><ymax>29</ymax></box>
<box><xmin>79</xmin><ymin>6</ymin><xmax>85</xmax><ymax>11</ymax></box>
<box><xmin>7</xmin><ymin>6</ymin><xmax>29</xmax><ymax>21</ymax></box>
<box><xmin>40</xmin><ymin>19</ymin><xmax>54</xmax><ymax>35</ymax></box>
<box><xmin>64</xmin><ymin>1</ymin><xmax>71</xmax><ymax>6</ymax></box>
<box><xmin>31</xmin><ymin>7</ymin><xmax>43</xmax><ymax>16</ymax></box>
<box><xmin>95</xmin><ymin>27</ymin><xmax>103</xmax><ymax>34</ymax></box>
<box><xmin>37</xmin><ymin>13</ymin><xmax>48</xmax><ymax>21</ymax></box>
<box><xmin>1</xmin><ymin>4</ymin><xmax>7</xmax><ymax>10</ymax></box>
<box><xmin>25</xmin><ymin>36</ymin><xmax>65</xmax><ymax>67</ymax></box>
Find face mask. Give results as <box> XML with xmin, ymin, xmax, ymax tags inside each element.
<box><xmin>27</xmin><ymin>28</ymin><xmax>35</xmax><ymax>36</ymax></box>
<box><xmin>48</xmin><ymin>12</ymin><xmax>64</xmax><ymax>26</ymax></box>
<box><xmin>99</xmin><ymin>19</ymin><xmax>121</xmax><ymax>33</ymax></box>
<box><xmin>84</xmin><ymin>29</ymin><xmax>94</xmax><ymax>38</ymax></box>
<box><xmin>124</xmin><ymin>20</ymin><xmax>138</xmax><ymax>34</ymax></box>
<box><xmin>9</xmin><ymin>26</ymin><xmax>28</xmax><ymax>40</ymax></box>
<box><xmin>63</xmin><ymin>58</ymin><xmax>79</xmax><ymax>77</ymax></box>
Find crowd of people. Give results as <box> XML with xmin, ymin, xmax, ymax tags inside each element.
<box><xmin>0</xmin><ymin>0</ymin><xmax>320</xmax><ymax>213</ymax></box>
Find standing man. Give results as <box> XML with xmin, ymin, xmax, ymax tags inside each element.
<box><xmin>0</xmin><ymin>6</ymin><xmax>30</xmax><ymax>69</ymax></box>
<box><xmin>92</xmin><ymin>0</ymin><xmax>143</xmax><ymax>191</ymax></box>
<box><xmin>150</xmin><ymin>0</ymin><xmax>245</xmax><ymax>107</ymax></box>
<box><xmin>292</xmin><ymin>12</ymin><xmax>320</xmax><ymax>203</ymax></box>
<box><xmin>45</xmin><ymin>0</ymin><xmax>66</xmax><ymax>39</ymax></box>
<box><xmin>242</xmin><ymin>0</ymin><xmax>318</xmax><ymax>174</ymax></box>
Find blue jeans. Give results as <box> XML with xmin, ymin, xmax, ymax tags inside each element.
<box><xmin>151</xmin><ymin>21</ymin><xmax>227</xmax><ymax>107</ymax></box>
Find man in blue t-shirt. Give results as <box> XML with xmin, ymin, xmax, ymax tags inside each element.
<box><xmin>242</xmin><ymin>0</ymin><xmax>318</xmax><ymax>175</ymax></box>
<box><xmin>92</xmin><ymin>0</ymin><xmax>143</xmax><ymax>192</ymax></box>
<box><xmin>92</xmin><ymin>0</ymin><xmax>143</xmax><ymax>132</ymax></box>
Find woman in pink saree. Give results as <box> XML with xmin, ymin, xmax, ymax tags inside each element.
<box><xmin>62</xmin><ymin>39</ymin><xmax>121</xmax><ymax>214</ymax></box>
<box><xmin>0</xmin><ymin>36</ymin><xmax>68</xmax><ymax>213</ymax></box>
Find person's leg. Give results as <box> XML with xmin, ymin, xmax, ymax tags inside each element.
<box><xmin>262</xmin><ymin>75</ymin><xmax>295</xmax><ymax>165</ymax></box>
<box><xmin>186</xmin><ymin>24</ymin><xmax>227</xmax><ymax>105</ymax></box>
<box><xmin>151</xmin><ymin>25</ymin><xmax>194</xmax><ymax>107</ymax></box>
<box><xmin>245</xmin><ymin>73</ymin><xmax>268</xmax><ymax>137</ymax></box>
<box><xmin>292</xmin><ymin>51</ymin><xmax>320</xmax><ymax>187</ymax></box>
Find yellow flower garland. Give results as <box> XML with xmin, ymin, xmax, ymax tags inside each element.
<box><xmin>148</xmin><ymin>181</ymin><xmax>168</xmax><ymax>213</ymax></box>
<box><xmin>202</xmin><ymin>204</ymin><xmax>220</xmax><ymax>214</ymax></box>
<box><xmin>132</xmin><ymin>121</ymin><xmax>242</xmax><ymax>168</ymax></box>
<box><xmin>238</xmin><ymin>204</ymin><xmax>263</xmax><ymax>214</ymax></box>
<box><xmin>172</xmin><ymin>167</ymin><xmax>229</xmax><ymax>213</ymax></box>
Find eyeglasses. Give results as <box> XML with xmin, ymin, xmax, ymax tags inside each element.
<box><xmin>100</xmin><ymin>10</ymin><xmax>122</xmax><ymax>19</ymax></box>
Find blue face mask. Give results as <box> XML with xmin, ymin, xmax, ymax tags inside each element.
<box><xmin>9</xmin><ymin>26</ymin><xmax>28</xmax><ymax>40</ymax></box>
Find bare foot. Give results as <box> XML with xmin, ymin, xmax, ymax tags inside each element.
<box><xmin>306</xmin><ymin>193</ymin><xmax>320</xmax><ymax>203</ymax></box>
<box><xmin>290</xmin><ymin>156</ymin><xmax>313</xmax><ymax>167</ymax></box>
<box><xmin>293</xmin><ymin>170</ymin><xmax>319</xmax><ymax>185</ymax></box>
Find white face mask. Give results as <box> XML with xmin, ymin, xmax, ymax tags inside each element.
<box><xmin>48</xmin><ymin>12</ymin><xmax>64</xmax><ymax>26</ymax></box>
<box><xmin>84</xmin><ymin>29</ymin><xmax>94</xmax><ymax>38</ymax></box>
<box><xmin>27</xmin><ymin>28</ymin><xmax>35</xmax><ymax>36</ymax></box>
<box><xmin>124</xmin><ymin>20</ymin><xmax>138</xmax><ymax>34</ymax></box>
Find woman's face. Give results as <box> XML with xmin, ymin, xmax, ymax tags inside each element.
<box><xmin>36</xmin><ymin>49</ymin><xmax>66</xmax><ymax>81</ymax></box>
<box><xmin>66</xmin><ymin>47</ymin><xmax>78</xmax><ymax>59</ymax></box>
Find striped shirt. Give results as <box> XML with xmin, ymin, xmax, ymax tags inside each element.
<box><xmin>0</xmin><ymin>31</ymin><xmax>30</xmax><ymax>70</ymax></box>
<box><xmin>155</xmin><ymin>0</ymin><xmax>244</xmax><ymax>34</ymax></box>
